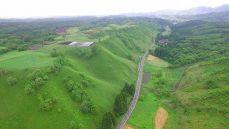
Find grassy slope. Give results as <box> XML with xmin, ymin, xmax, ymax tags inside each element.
<box><xmin>0</xmin><ymin>22</ymin><xmax>157</xmax><ymax>129</ymax></box>
<box><xmin>129</xmin><ymin>21</ymin><xmax>229</xmax><ymax>129</ymax></box>
<box><xmin>128</xmin><ymin>56</ymin><xmax>184</xmax><ymax>129</ymax></box>
<box><xmin>166</xmin><ymin>58</ymin><xmax>229</xmax><ymax>129</ymax></box>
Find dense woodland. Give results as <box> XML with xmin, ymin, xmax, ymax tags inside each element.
<box><xmin>155</xmin><ymin>20</ymin><xmax>229</xmax><ymax>65</ymax></box>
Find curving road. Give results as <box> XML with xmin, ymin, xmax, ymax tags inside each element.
<box><xmin>116</xmin><ymin>51</ymin><xmax>149</xmax><ymax>129</ymax></box>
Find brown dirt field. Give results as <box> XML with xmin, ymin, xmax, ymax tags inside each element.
<box><xmin>122</xmin><ymin>124</ymin><xmax>137</xmax><ymax>129</ymax></box>
<box><xmin>154</xmin><ymin>107</ymin><xmax>168</xmax><ymax>129</ymax></box>
<box><xmin>147</xmin><ymin>55</ymin><xmax>156</xmax><ymax>61</ymax></box>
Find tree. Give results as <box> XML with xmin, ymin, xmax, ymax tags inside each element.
<box><xmin>101</xmin><ymin>112</ymin><xmax>116</xmax><ymax>129</ymax></box>
<box><xmin>113</xmin><ymin>93</ymin><xmax>127</xmax><ymax>116</ymax></box>
<box><xmin>7</xmin><ymin>76</ymin><xmax>17</xmax><ymax>86</ymax></box>
<box><xmin>122</xmin><ymin>83</ymin><xmax>135</xmax><ymax>96</ymax></box>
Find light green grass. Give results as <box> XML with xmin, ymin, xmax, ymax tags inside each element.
<box><xmin>0</xmin><ymin>51</ymin><xmax>54</xmax><ymax>69</ymax></box>
<box><xmin>128</xmin><ymin>58</ymin><xmax>184</xmax><ymax>129</ymax></box>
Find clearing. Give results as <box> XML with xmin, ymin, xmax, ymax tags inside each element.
<box><xmin>154</xmin><ymin>107</ymin><xmax>168</xmax><ymax>129</ymax></box>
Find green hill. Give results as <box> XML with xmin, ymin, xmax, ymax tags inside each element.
<box><xmin>128</xmin><ymin>20</ymin><xmax>229</xmax><ymax>129</ymax></box>
<box><xmin>0</xmin><ymin>18</ymin><xmax>158</xmax><ymax>129</ymax></box>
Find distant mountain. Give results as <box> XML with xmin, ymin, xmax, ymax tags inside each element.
<box><xmin>123</xmin><ymin>4</ymin><xmax>229</xmax><ymax>17</ymax></box>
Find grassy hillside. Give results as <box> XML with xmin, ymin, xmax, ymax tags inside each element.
<box><xmin>128</xmin><ymin>20</ymin><xmax>228</xmax><ymax>129</ymax></box>
<box><xmin>0</xmin><ymin>18</ymin><xmax>158</xmax><ymax>129</ymax></box>
<box><xmin>128</xmin><ymin>56</ymin><xmax>184</xmax><ymax>129</ymax></box>
<box><xmin>167</xmin><ymin>58</ymin><xmax>229</xmax><ymax>129</ymax></box>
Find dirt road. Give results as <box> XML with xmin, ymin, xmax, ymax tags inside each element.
<box><xmin>154</xmin><ymin>107</ymin><xmax>168</xmax><ymax>129</ymax></box>
<box><xmin>116</xmin><ymin>51</ymin><xmax>148</xmax><ymax>129</ymax></box>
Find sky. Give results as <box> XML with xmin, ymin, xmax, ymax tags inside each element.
<box><xmin>0</xmin><ymin>0</ymin><xmax>228</xmax><ymax>18</ymax></box>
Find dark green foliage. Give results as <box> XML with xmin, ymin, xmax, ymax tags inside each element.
<box><xmin>7</xmin><ymin>76</ymin><xmax>17</xmax><ymax>86</ymax></box>
<box><xmin>154</xmin><ymin>47</ymin><xmax>170</xmax><ymax>58</ymax></box>
<box><xmin>101</xmin><ymin>112</ymin><xmax>116</xmax><ymax>129</ymax></box>
<box><xmin>17</xmin><ymin>45</ymin><xmax>28</xmax><ymax>51</ymax></box>
<box><xmin>205</xmin><ymin>80</ymin><xmax>217</xmax><ymax>89</ymax></box>
<box><xmin>113</xmin><ymin>93</ymin><xmax>127</xmax><ymax>116</ymax></box>
<box><xmin>121</xmin><ymin>83</ymin><xmax>135</xmax><ymax>96</ymax></box>
<box><xmin>50</xmin><ymin>48</ymin><xmax>58</xmax><ymax>57</ymax></box>
<box><xmin>155</xmin><ymin>21</ymin><xmax>229</xmax><ymax>65</ymax></box>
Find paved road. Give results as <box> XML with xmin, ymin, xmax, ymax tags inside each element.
<box><xmin>116</xmin><ymin>51</ymin><xmax>149</xmax><ymax>129</ymax></box>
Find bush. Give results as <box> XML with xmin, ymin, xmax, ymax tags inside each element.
<box><xmin>38</xmin><ymin>94</ymin><xmax>57</xmax><ymax>111</ymax></box>
<box><xmin>50</xmin><ymin>62</ymin><xmax>61</xmax><ymax>74</ymax></box>
<box><xmin>50</xmin><ymin>48</ymin><xmax>58</xmax><ymax>57</ymax></box>
<box><xmin>80</xmin><ymin>99</ymin><xmax>96</xmax><ymax>113</ymax></box>
<box><xmin>24</xmin><ymin>84</ymin><xmax>35</xmax><ymax>95</ymax></box>
<box><xmin>7</xmin><ymin>76</ymin><xmax>17</xmax><ymax>86</ymax></box>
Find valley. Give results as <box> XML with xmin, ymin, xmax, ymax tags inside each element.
<box><xmin>0</xmin><ymin>5</ymin><xmax>228</xmax><ymax>129</ymax></box>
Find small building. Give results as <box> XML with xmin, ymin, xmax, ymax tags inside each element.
<box><xmin>68</xmin><ymin>41</ymin><xmax>95</xmax><ymax>47</ymax></box>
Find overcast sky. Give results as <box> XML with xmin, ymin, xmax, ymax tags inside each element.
<box><xmin>0</xmin><ymin>0</ymin><xmax>228</xmax><ymax>18</ymax></box>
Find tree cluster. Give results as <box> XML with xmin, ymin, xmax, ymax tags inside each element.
<box><xmin>24</xmin><ymin>69</ymin><xmax>48</xmax><ymax>95</ymax></box>
<box><xmin>63</xmin><ymin>76</ymin><xmax>96</xmax><ymax>114</ymax></box>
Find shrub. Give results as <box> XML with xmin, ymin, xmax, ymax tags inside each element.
<box><xmin>50</xmin><ymin>48</ymin><xmax>58</xmax><ymax>57</ymax></box>
<box><xmin>24</xmin><ymin>84</ymin><xmax>35</xmax><ymax>95</ymax></box>
<box><xmin>7</xmin><ymin>76</ymin><xmax>17</xmax><ymax>86</ymax></box>
<box><xmin>80</xmin><ymin>99</ymin><xmax>96</xmax><ymax>113</ymax></box>
<box><xmin>39</xmin><ymin>94</ymin><xmax>57</xmax><ymax>111</ymax></box>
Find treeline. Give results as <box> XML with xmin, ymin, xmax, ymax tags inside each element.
<box><xmin>101</xmin><ymin>83</ymin><xmax>134</xmax><ymax>129</ymax></box>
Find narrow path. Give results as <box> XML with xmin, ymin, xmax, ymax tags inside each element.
<box><xmin>154</xmin><ymin>107</ymin><xmax>168</xmax><ymax>129</ymax></box>
<box><xmin>116</xmin><ymin>51</ymin><xmax>148</xmax><ymax>129</ymax></box>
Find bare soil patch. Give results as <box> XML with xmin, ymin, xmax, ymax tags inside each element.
<box><xmin>154</xmin><ymin>107</ymin><xmax>168</xmax><ymax>129</ymax></box>
<box><xmin>147</xmin><ymin>55</ymin><xmax>156</xmax><ymax>61</ymax></box>
<box><xmin>122</xmin><ymin>124</ymin><xmax>137</xmax><ymax>129</ymax></box>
